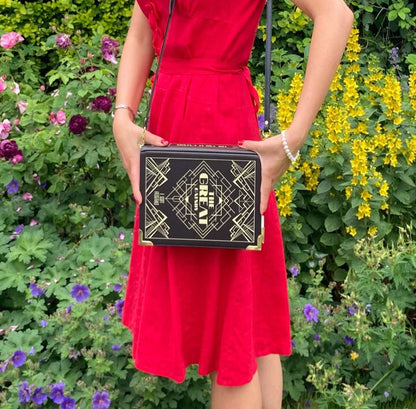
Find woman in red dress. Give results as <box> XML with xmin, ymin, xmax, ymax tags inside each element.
<box><xmin>113</xmin><ymin>0</ymin><xmax>353</xmax><ymax>407</ymax></box>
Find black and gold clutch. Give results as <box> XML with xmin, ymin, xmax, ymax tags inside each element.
<box><xmin>139</xmin><ymin>144</ymin><xmax>264</xmax><ymax>250</ymax></box>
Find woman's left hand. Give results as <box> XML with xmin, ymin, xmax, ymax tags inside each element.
<box><xmin>239</xmin><ymin>134</ymin><xmax>292</xmax><ymax>214</ymax></box>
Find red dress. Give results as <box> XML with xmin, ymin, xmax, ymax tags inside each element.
<box><xmin>122</xmin><ymin>0</ymin><xmax>292</xmax><ymax>386</ymax></box>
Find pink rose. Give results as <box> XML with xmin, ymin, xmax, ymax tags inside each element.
<box><xmin>56</xmin><ymin>109</ymin><xmax>66</xmax><ymax>124</ymax></box>
<box><xmin>11</xmin><ymin>153</ymin><xmax>24</xmax><ymax>164</ymax></box>
<box><xmin>49</xmin><ymin>112</ymin><xmax>57</xmax><ymax>124</ymax></box>
<box><xmin>0</xmin><ymin>78</ymin><xmax>7</xmax><ymax>93</ymax></box>
<box><xmin>11</xmin><ymin>82</ymin><xmax>20</xmax><ymax>94</ymax></box>
<box><xmin>16</xmin><ymin>101</ymin><xmax>28</xmax><ymax>114</ymax></box>
<box><xmin>1</xmin><ymin>32</ymin><xmax>24</xmax><ymax>49</ymax></box>
<box><xmin>0</xmin><ymin>119</ymin><xmax>12</xmax><ymax>139</ymax></box>
<box><xmin>22</xmin><ymin>193</ymin><xmax>33</xmax><ymax>201</ymax></box>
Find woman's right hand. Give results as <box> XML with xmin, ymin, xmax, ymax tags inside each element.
<box><xmin>112</xmin><ymin>111</ymin><xmax>168</xmax><ymax>204</ymax></box>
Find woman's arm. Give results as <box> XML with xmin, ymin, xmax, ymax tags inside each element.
<box><xmin>241</xmin><ymin>0</ymin><xmax>354</xmax><ymax>214</ymax></box>
<box><xmin>113</xmin><ymin>2</ymin><xmax>168</xmax><ymax>204</ymax></box>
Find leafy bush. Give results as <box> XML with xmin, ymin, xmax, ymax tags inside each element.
<box><xmin>283</xmin><ymin>227</ymin><xmax>416</xmax><ymax>408</ymax></box>
<box><xmin>270</xmin><ymin>28</ymin><xmax>416</xmax><ymax>278</ymax></box>
<box><xmin>0</xmin><ymin>0</ymin><xmax>132</xmax><ymax>45</ymax></box>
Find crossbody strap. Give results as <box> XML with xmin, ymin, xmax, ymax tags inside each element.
<box><xmin>143</xmin><ymin>0</ymin><xmax>176</xmax><ymax>130</ymax></box>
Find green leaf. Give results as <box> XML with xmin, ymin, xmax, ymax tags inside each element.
<box><xmin>7</xmin><ymin>229</ymin><xmax>54</xmax><ymax>264</ymax></box>
<box><xmin>324</xmin><ymin>214</ymin><xmax>342</xmax><ymax>233</ymax></box>
<box><xmin>306</xmin><ymin>213</ymin><xmax>324</xmax><ymax>231</ymax></box>
<box><xmin>85</xmin><ymin>150</ymin><xmax>98</xmax><ymax>167</ymax></box>
<box><xmin>388</xmin><ymin>10</ymin><xmax>398</xmax><ymax>21</ymax></box>
<box><xmin>317</xmin><ymin>179</ymin><xmax>332</xmax><ymax>194</ymax></box>
<box><xmin>328</xmin><ymin>197</ymin><xmax>342</xmax><ymax>213</ymax></box>
<box><xmin>320</xmin><ymin>232</ymin><xmax>341</xmax><ymax>246</ymax></box>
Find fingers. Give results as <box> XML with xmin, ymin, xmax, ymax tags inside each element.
<box><xmin>143</xmin><ymin>129</ymin><xmax>169</xmax><ymax>147</ymax></box>
<box><xmin>238</xmin><ymin>139</ymin><xmax>260</xmax><ymax>152</ymax></box>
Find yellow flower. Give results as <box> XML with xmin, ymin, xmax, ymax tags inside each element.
<box><xmin>277</xmin><ymin>73</ymin><xmax>303</xmax><ymax>130</ymax></box>
<box><xmin>361</xmin><ymin>190</ymin><xmax>372</xmax><ymax>201</ymax></box>
<box><xmin>409</xmin><ymin>72</ymin><xmax>416</xmax><ymax>120</ymax></box>
<box><xmin>381</xmin><ymin>203</ymin><xmax>389</xmax><ymax>210</ymax></box>
<box><xmin>381</xmin><ymin>74</ymin><xmax>403</xmax><ymax>122</ymax></box>
<box><xmin>350</xmin><ymin>351</ymin><xmax>359</xmax><ymax>361</ymax></box>
<box><xmin>345</xmin><ymin>186</ymin><xmax>352</xmax><ymax>199</ymax></box>
<box><xmin>379</xmin><ymin>181</ymin><xmax>389</xmax><ymax>197</ymax></box>
<box><xmin>276</xmin><ymin>176</ymin><xmax>296</xmax><ymax>217</ymax></box>
<box><xmin>357</xmin><ymin>202</ymin><xmax>371</xmax><ymax>219</ymax></box>
<box><xmin>254</xmin><ymin>85</ymin><xmax>264</xmax><ymax>114</ymax></box>
<box><xmin>345</xmin><ymin>28</ymin><xmax>361</xmax><ymax>62</ymax></box>
<box><xmin>346</xmin><ymin>226</ymin><xmax>357</xmax><ymax>237</ymax></box>
<box><xmin>368</xmin><ymin>226</ymin><xmax>378</xmax><ymax>236</ymax></box>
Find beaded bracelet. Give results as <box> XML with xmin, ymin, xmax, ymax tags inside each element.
<box><xmin>112</xmin><ymin>104</ymin><xmax>136</xmax><ymax>119</ymax></box>
<box><xmin>281</xmin><ymin>130</ymin><xmax>299</xmax><ymax>162</ymax></box>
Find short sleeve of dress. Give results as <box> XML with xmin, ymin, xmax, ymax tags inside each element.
<box><xmin>136</xmin><ymin>0</ymin><xmax>149</xmax><ymax>17</ymax></box>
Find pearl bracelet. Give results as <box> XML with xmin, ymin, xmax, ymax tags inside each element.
<box><xmin>281</xmin><ymin>130</ymin><xmax>299</xmax><ymax>162</ymax></box>
<box><xmin>112</xmin><ymin>104</ymin><xmax>136</xmax><ymax>119</ymax></box>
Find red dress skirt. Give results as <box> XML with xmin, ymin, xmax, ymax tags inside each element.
<box><xmin>122</xmin><ymin>0</ymin><xmax>292</xmax><ymax>386</ymax></box>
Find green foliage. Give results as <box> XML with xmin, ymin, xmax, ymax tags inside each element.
<box><xmin>0</xmin><ymin>0</ymin><xmax>132</xmax><ymax>45</ymax></box>
<box><xmin>283</xmin><ymin>228</ymin><xmax>416</xmax><ymax>408</ymax></box>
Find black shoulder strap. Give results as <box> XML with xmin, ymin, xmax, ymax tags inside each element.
<box><xmin>143</xmin><ymin>0</ymin><xmax>176</xmax><ymax>130</ymax></box>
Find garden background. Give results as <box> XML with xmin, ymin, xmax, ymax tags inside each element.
<box><xmin>1</xmin><ymin>0</ymin><xmax>416</xmax><ymax>408</ymax></box>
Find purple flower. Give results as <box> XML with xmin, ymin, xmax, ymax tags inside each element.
<box><xmin>0</xmin><ymin>140</ymin><xmax>23</xmax><ymax>163</ymax></box>
<box><xmin>40</xmin><ymin>320</ymin><xmax>48</xmax><ymax>327</ymax></box>
<box><xmin>70</xmin><ymin>284</ymin><xmax>90</xmax><ymax>302</ymax></box>
<box><xmin>0</xmin><ymin>360</ymin><xmax>9</xmax><ymax>372</ymax></box>
<box><xmin>313</xmin><ymin>334</ymin><xmax>321</xmax><ymax>342</ymax></box>
<box><xmin>18</xmin><ymin>381</ymin><xmax>31</xmax><ymax>403</ymax></box>
<box><xmin>108</xmin><ymin>87</ymin><xmax>117</xmax><ymax>96</ymax></box>
<box><xmin>66</xmin><ymin>303</ymin><xmax>73</xmax><ymax>313</ymax></box>
<box><xmin>68</xmin><ymin>114</ymin><xmax>87</xmax><ymax>134</ymax></box>
<box><xmin>103</xmin><ymin>315</ymin><xmax>109</xmax><ymax>321</ymax></box>
<box><xmin>29</xmin><ymin>347</ymin><xmax>35</xmax><ymax>354</ymax></box>
<box><xmin>6</xmin><ymin>178</ymin><xmax>20</xmax><ymax>194</ymax></box>
<box><xmin>14</xmin><ymin>224</ymin><xmax>24</xmax><ymax>234</ymax></box>
<box><xmin>113</xmin><ymin>283</ymin><xmax>122</xmax><ymax>292</ymax></box>
<box><xmin>290</xmin><ymin>266</ymin><xmax>299</xmax><ymax>276</ymax></box>
<box><xmin>101</xmin><ymin>36</ymin><xmax>120</xmax><ymax>64</ymax></box>
<box><xmin>257</xmin><ymin>113</ymin><xmax>265</xmax><ymax>130</ymax></box>
<box><xmin>61</xmin><ymin>396</ymin><xmax>76</xmax><ymax>409</ymax></box>
<box><xmin>112</xmin><ymin>345</ymin><xmax>121</xmax><ymax>350</ymax></box>
<box><xmin>29</xmin><ymin>283</ymin><xmax>45</xmax><ymax>297</ymax></box>
<box><xmin>384</xmin><ymin>391</ymin><xmax>390</xmax><ymax>398</ymax></box>
<box><xmin>49</xmin><ymin>382</ymin><xmax>65</xmax><ymax>404</ymax></box>
<box><xmin>55</xmin><ymin>33</ymin><xmax>71</xmax><ymax>49</ymax></box>
<box><xmin>92</xmin><ymin>391</ymin><xmax>111</xmax><ymax>409</ymax></box>
<box><xmin>91</xmin><ymin>95</ymin><xmax>112</xmax><ymax>114</ymax></box>
<box><xmin>32</xmin><ymin>387</ymin><xmax>48</xmax><ymax>405</ymax></box>
<box><xmin>304</xmin><ymin>304</ymin><xmax>319</xmax><ymax>323</ymax></box>
<box><xmin>11</xmin><ymin>350</ymin><xmax>26</xmax><ymax>367</ymax></box>
<box><xmin>348</xmin><ymin>303</ymin><xmax>358</xmax><ymax>315</ymax></box>
<box><xmin>344</xmin><ymin>336</ymin><xmax>355</xmax><ymax>345</ymax></box>
<box><xmin>115</xmin><ymin>299</ymin><xmax>124</xmax><ymax>318</ymax></box>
